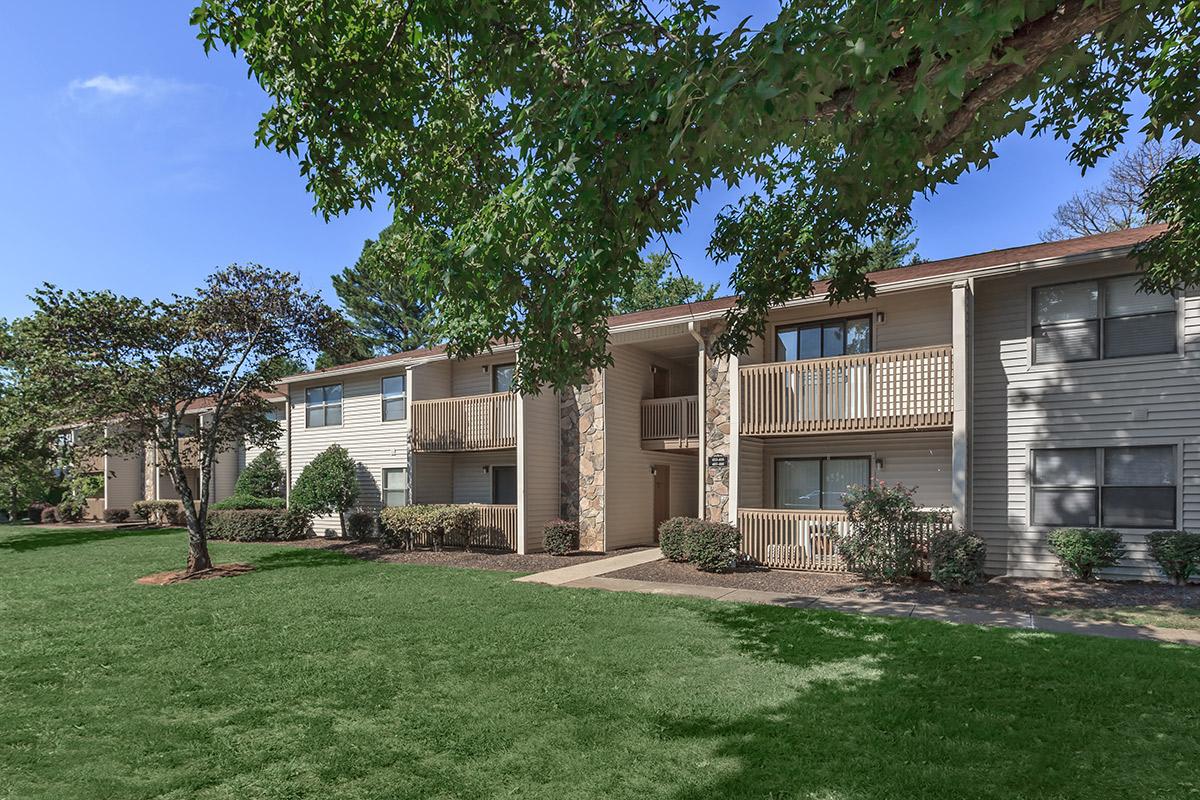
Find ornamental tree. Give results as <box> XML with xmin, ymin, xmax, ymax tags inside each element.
<box><xmin>234</xmin><ymin>448</ymin><xmax>286</xmax><ymax>498</ymax></box>
<box><xmin>192</xmin><ymin>1</ymin><xmax>1200</xmax><ymax>392</ymax></box>
<box><xmin>0</xmin><ymin>265</ymin><xmax>342</xmax><ymax>574</ymax></box>
<box><xmin>289</xmin><ymin>444</ymin><xmax>359</xmax><ymax>537</ymax></box>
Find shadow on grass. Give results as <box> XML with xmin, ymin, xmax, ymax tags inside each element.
<box><xmin>247</xmin><ymin>546</ymin><xmax>365</xmax><ymax>572</ymax></box>
<box><xmin>649</xmin><ymin>602</ymin><xmax>1200</xmax><ymax>799</ymax></box>
<box><xmin>0</xmin><ymin>526</ymin><xmax>180</xmax><ymax>552</ymax></box>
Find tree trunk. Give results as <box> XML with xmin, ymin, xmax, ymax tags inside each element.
<box><xmin>185</xmin><ymin>518</ymin><xmax>213</xmax><ymax>574</ymax></box>
<box><xmin>338</xmin><ymin>510</ymin><xmax>347</xmax><ymax>539</ymax></box>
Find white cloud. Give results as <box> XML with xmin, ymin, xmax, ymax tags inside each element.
<box><xmin>67</xmin><ymin>74</ymin><xmax>192</xmax><ymax>101</ymax></box>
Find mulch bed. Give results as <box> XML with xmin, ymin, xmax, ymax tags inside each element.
<box><xmin>608</xmin><ymin>559</ymin><xmax>1200</xmax><ymax>614</ymax></box>
<box><xmin>136</xmin><ymin>563</ymin><xmax>256</xmax><ymax>585</ymax></box>
<box><xmin>277</xmin><ymin>537</ymin><xmax>617</xmax><ymax>573</ymax></box>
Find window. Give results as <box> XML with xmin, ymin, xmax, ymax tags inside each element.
<box><xmin>774</xmin><ymin>456</ymin><xmax>870</xmax><ymax>510</ymax></box>
<box><xmin>264</xmin><ymin>408</ymin><xmax>284</xmax><ymax>423</ymax></box>
<box><xmin>382</xmin><ymin>468</ymin><xmax>408</xmax><ymax>507</ymax></box>
<box><xmin>775</xmin><ymin>316</ymin><xmax>871</xmax><ymax>362</ymax></box>
<box><xmin>381</xmin><ymin>374</ymin><xmax>407</xmax><ymax>421</ymax></box>
<box><xmin>491</xmin><ymin>465</ymin><xmax>517</xmax><ymax>504</ymax></box>
<box><xmin>1032</xmin><ymin>275</ymin><xmax>1175</xmax><ymax>364</ymax></box>
<box><xmin>305</xmin><ymin>384</ymin><xmax>342</xmax><ymax>427</ymax></box>
<box><xmin>492</xmin><ymin>363</ymin><xmax>516</xmax><ymax>393</ymax></box>
<box><xmin>1031</xmin><ymin>445</ymin><xmax>1176</xmax><ymax>528</ymax></box>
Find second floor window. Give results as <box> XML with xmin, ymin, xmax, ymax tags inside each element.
<box><xmin>492</xmin><ymin>363</ymin><xmax>516</xmax><ymax>393</ymax></box>
<box><xmin>775</xmin><ymin>316</ymin><xmax>872</xmax><ymax>362</ymax></box>
<box><xmin>305</xmin><ymin>384</ymin><xmax>342</xmax><ymax>428</ymax></box>
<box><xmin>381</xmin><ymin>375</ymin><xmax>407</xmax><ymax>421</ymax></box>
<box><xmin>1032</xmin><ymin>275</ymin><xmax>1176</xmax><ymax>364</ymax></box>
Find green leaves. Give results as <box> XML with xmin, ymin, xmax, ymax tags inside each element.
<box><xmin>190</xmin><ymin>0</ymin><xmax>1198</xmax><ymax>389</ymax></box>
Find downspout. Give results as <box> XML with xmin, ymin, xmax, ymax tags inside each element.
<box><xmin>688</xmin><ymin>321</ymin><xmax>707</xmax><ymax>518</ymax></box>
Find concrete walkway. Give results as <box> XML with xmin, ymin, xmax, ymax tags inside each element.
<box><xmin>516</xmin><ymin>550</ymin><xmax>1200</xmax><ymax>646</ymax></box>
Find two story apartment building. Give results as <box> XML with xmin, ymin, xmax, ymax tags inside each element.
<box><xmin>278</xmin><ymin>224</ymin><xmax>1191</xmax><ymax>580</ymax></box>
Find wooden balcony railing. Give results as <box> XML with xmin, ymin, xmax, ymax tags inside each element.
<box><xmin>405</xmin><ymin>504</ymin><xmax>519</xmax><ymax>552</ymax></box>
<box><xmin>739</xmin><ymin>345</ymin><xmax>953</xmax><ymax>436</ymax></box>
<box><xmin>177</xmin><ymin>436</ymin><xmax>201</xmax><ymax>468</ymax></box>
<box><xmin>640</xmin><ymin>395</ymin><xmax>699</xmax><ymax>445</ymax></box>
<box><xmin>410</xmin><ymin>392</ymin><xmax>517</xmax><ymax>452</ymax></box>
<box><xmin>737</xmin><ymin>508</ymin><xmax>954</xmax><ymax>571</ymax></box>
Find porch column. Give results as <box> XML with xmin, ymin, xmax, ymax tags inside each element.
<box><xmin>560</xmin><ymin>368</ymin><xmax>606</xmax><ymax>551</ymax></box>
<box><xmin>951</xmin><ymin>280</ymin><xmax>973</xmax><ymax>529</ymax></box>
<box><xmin>700</xmin><ymin>326</ymin><xmax>733</xmax><ymax>524</ymax></box>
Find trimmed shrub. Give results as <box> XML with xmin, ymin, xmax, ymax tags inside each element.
<box><xmin>290</xmin><ymin>444</ymin><xmax>358</xmax><ymax>536</ymax></box>
<box><xmin>27</xmin><ymin>501</ymin><xmax>52</xmax><ymax>524</ymax></box>
<box><xmin>206</xmin><ymin>509</ymin><xmax>312</xmax><ymax>542</ymax></box>
<box><xmin>56</xmin><ymin>499</ymin><xmax>85</xmax><ymax>523</ymax></box>
<box><xmin>103</xmin><ymin>508</ymin><xmax>131</xmax><ymax>523</ymax></box>
<box><xmin>132</xmin><ymin>500</ymin><xmax>188</xmax><ymax>527</ymax></box>
<box><xmin>1146</xmin><ymin>530</ymin><xmax>1200</xmax><ymax>585</ymax></box>
<box><xmin>379</xmin><ymin>505</ymin><xmax>475</xmax><ymax>550</ymax></box>
<box><xmin>658</xmin><ymin>517</ymin><xmax>701</xmax><ymax>562</ymax></box>
<box><xmin>345</xmin><ymin>509</ymin><xmax>377</xmax><ymax>541</ymax></box>
<box><xmin>211</xmin><ymin>494</ymin><xmax>287</xmax><ymax>510</ymax></box>
<box><xmin>235</xmin><ymin>449</ymin><xmax>285</xmax><ymax>498</ymax></box>
<box><xmin>543</xmin><ymin>519</ymin><xmax>579</xmax><ymax>555</ymax></box>
<box><xmin>929</xmin><ymin>529</ymin><xmax>987</xmax><ymax>590</ymax></box>
<box><xmin>687</xmin><ymin>521</ymin><xmax>741</xmax><ymax>573</ymax></box>
<box><xmin>39</xmin><ymin>505</ymin><xmax>59</xmax><ymax>524</ymax></box>
<box><xmin>1047</xmin><ymin>528</ymin><xmax>1125</xmax><ymax>581</ymax></box>
<box><xmin>837</xmin><ymin>481</ymin><xmax>923</xmax><ymax>581</ymax></box>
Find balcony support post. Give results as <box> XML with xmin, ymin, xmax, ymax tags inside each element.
<box><xmin>951</xmin><ymin>280</ymin><xmax>973</xmax><ymax>529</ymax></box>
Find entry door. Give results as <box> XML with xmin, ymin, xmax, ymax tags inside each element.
<box><xmin>653</xmin><ymin>367</ymin><xmax>671</xmax><ymax>399</ymax></box>
<box><xmin>652</xmin><ymin>465</ymin><xmax>670</xmax><ymax>539</ymax></box>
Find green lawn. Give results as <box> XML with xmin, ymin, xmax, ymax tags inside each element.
<box><xmin>1041</xmin><ymin>605</ymin><xmax>1200</xmax><ymax>631</ymax></box>
<box><xmin>2</xmin><ymin>525</ymin><xmax>1198</xmax><ymax>800</ymax></box>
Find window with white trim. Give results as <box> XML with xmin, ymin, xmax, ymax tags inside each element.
<box><xmin>381</xmin><ymin>374</ymin><xmax>407</xmax><ymax>421</ymax></box>
<box><xmin>1031</xmin><ymin>445</ymin><xmax>1176</xmax><ymax>529</ymax></box>
<box><xmin>775</xmin><ymin>315</ymin><xmax>872</xmax><ymax>362</ymax></box>
<box><xmin>382</xmin><ymin>468</ymin><xmax>409</xmax><ymax>507</ymax></box>
<box><xmin>774</xmin><ymin>457</ymin><xmax>870</xmax><ymax>510</ymax></box>
<box><xmin>305</xmin><ymin>384</ymin><xmax>343</xmax><ymax>427</ymax></box>
<box><xmin>492</xmin><ymin>363</ymin><xmax>516</xmax><ymax>393</ymax></box>
<box><xmin>1032</xmin><ymin>275</ymin><xmax>1176</xmax><ymax>364</ymax></box>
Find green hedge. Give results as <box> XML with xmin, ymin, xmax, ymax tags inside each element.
<box><xmin>132</xmin><ymin>500</ymin><xmax>190</xmax><ymax>527</ymax></box>
<box><xmin>1047</xmin><ymin>528</ymin><xmax>1125</xmax><ymax>581</ymax></box>
<box><xmin>102</xmin><ymin>508</ymin><xmax>131</xmax><ymax>523</ymax></box>
<box><xmin>211</xmin><ymin>494</ymin><xmax>287</xmax><ymax>510</ymax></box>
<box><xmin>345</xmin><ymin>509</ymin><xmax>377</xmax><ymax>540</ymax></box>
<box><xmin>1146</xmin><ymin>530</ymin><xmax>1200</xmax><ymax>585</ymax></box>
<box><xmin>929</xmin><ymin>529</ymin><xmax>987</xmax><ymax>590</ymax></box>
<box><xmin>379</xmin><ymin>505</ymin><xmax>476</xmax><ymax>550</ymax></box>
<box><xmin>206</xmin><ymin>509</ymin><xmax>312</xmax><ymax>542</ymax></box>
<box><xmin>543</xmin><ymin>519</ymin><xmax>579</xmax><ymax>555</ymax></box>
<box><xmin>658</xmin><ymin>517</ymin><xmax>701</xmax><ymax>562</ymax></box>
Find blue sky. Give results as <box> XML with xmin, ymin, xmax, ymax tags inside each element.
<box><xmin>0</xmin><ymin>3</ymin><xmax>1142</xmax><ymax>321</ymax></box>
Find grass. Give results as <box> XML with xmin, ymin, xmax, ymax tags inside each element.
<box><xmin>1041</xmin><ymin>605</ymin><xmax>1200</xmax><ymax>631</ymax></box>
<box><xmin>1</xmin><ymin>524</ymin><xmax>1198</xmax><ymax>800</ymax></box>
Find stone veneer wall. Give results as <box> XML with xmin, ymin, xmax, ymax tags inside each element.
<box><xmin>560</xmin><ymin>368</ymin><xmax>606</xmax><ymax>551</ymax></box>
<box><xmin>703</xmin><ymin>344</ymin><xmax>732</xmax><ymax>523</ymax></box>
<box><xmin>143</xmin><ymin>443</ymin><xmax>156</xmax><ymax>502</ymax></box>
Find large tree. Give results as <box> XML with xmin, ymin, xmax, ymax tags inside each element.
<box><xmin>1041</xmin><ymin>139</ymin><xmax>1195</xmax><ymax>241</ymax></box>
<box><xmin>192</xmin><ymin>1</ymin><xmax>1200</xmax><ymax>391</ymax></box>
<box><xmin>611</xmin><ymin>252</ymin><xmax>718</xmax><ymax>314</ymax></box>
<box><xmin>331</xmin><ymin>220</ymin><xmax>441</xmax><ymax>355</ymax></box>
<box><xmin>0</xmin><ymin>265</ymin><xmax>341</xmax><ymax>574</ymax></box>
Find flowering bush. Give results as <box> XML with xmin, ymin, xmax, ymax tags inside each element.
<box><xmin>836</xmin><ymin>480</ymin><xmax>922</xmax><ymax>581</ymax></box>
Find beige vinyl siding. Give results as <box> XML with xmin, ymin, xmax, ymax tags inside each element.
<box><xmin>449</xmin><ymin>352</ymin><xmax>519</xmax><ymax>397</ymax></box>
<box><xmin>750</xmin><ymin>431</ymin><xmax>952</xmax><ymax>510</ymax></box>
<box><xmin>520</xmin><ymin>390</ymin><xmax>560</xmax><ymax>553</ymax></box>
<box><xmin>452</xmin><ymin>451</ymin><xmax>515</xmax><ymax>503</ymax></box>
<box><xmin>411</xmin><ymin>453</ymin><xmax>452</xmax><ymax>504</ymax></box>
<box><xmin>242</xmin><ymin>402</ymin><xmax>287</xmax><ymax>482</ymax></box>
<box><xmin>742</xmin><ymin>285</ymin><xmax>953</xmax><ymax>366</ymax></box>
<box><xmin>412</xmin><ymin>361</ymin><xmax>451</xmax><ymax>400</ymax></box>
<box><xmin>289</xmin><ymin>370</ymin><xmax>410</xmax><ymax>535</ymax></box>
<box><xmin>971</xmin><ymin>257</ymin><xmax>1200</xmax><ymax>579</ymax></box>
<box><xmin>103</xmin><ymin>451</ymin><xmax>143</xmax><ymax>509</ymax></box>
<box><xmin>605</xmin><ymin>345</ymin><xmax>700</xmax><ymax>549</ymax></box>
<box><xmin>211</xmin><ymin>449</ymin><xmax>239</xmax><ymax>502</ymax></box>
<box><xmin>738</xmin><ymin>437</ymin><xmax>765</xmax><ymax>509</ymax></box>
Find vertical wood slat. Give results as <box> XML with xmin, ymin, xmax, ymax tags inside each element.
<box><xmin>410</xmin><ymin>392</ymin><xmax>517</xmax><ymax>452</ymax></box>
<box><xmin>640</xmin><ymin>395</ymin><xmax>699</xmax><ymax>444</ymax></box>
<box><xmin>736</xmin><ymin>508</ymin><xmax>954</xmax><ymax>572</ymax></box>
<box><xmin>739</xmin><ymin>345</ymin><xmax>953</xmax><ymax>437</ymax></box>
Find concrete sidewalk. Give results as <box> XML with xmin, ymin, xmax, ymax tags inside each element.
<box><xmin>516</xmin><ymin>551</ymin><xmax>1200</xmax><ymax>646</ymax></box>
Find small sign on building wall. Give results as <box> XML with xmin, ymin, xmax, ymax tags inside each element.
<box><xmin>707</xmin><ymin>454</ymin><xmax>728</xmax><ymax>468</ymax></box>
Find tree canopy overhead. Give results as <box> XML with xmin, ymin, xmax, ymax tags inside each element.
<box><xmin>192</xmin><ymin>0</ymin><xmax>1200</xmax><ymax>391</ymax></box>
<box><xmin>611</xmin><ymin>252</ymin><xmax>718</xmax><ymax>315</ymax></box>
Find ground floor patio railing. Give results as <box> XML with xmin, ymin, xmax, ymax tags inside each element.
<box><xmin>405</xmin><ymin>504</ymin><xmax>519</xmax><ymax>552</ymax></box>
<box><xmin>736</xmin><ymin>508</ymin><xmax>954</xmax><ymax>572</ymax></box>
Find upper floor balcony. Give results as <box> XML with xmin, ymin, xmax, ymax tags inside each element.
<box><xmin>640</xmin><ymin>395</ymin><xmax>699</xmax><ymax>450</ymax></box>
<box><xmin>739</xmin><ymin>345</ymin><xmax>953</xmax><ymax>437</ymax></box>
<box><xmin>410</xmin><ymin>391</ymin><xmax>518</xmax><ymax>452</ymax></box>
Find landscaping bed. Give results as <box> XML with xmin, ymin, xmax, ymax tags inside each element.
<box><xmin>609</xmin><ymin>558</ymin><xmax>1200</xmax><ymax>621</ymax></box>
<box><xmin>281</xmin><ymin>536</ymin><xmax>618</xmax><ymax>573</ymax></box>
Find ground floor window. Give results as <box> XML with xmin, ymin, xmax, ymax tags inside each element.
<box><xmin>1031</xmin><ymin>445</ymin><xmax>1176</xmax><ymax>528</ymax></box>
<box><xmin>382</xmin><ymin>468</ymin><xmax>408</xmax><ymax>507</ymax></box>
<box><xmin>774</xmin><ymin>456</ymin><xmax>870</xmax><ymax>510</ymax></box>
<box><xmin>491</xmin><ymin>465</ymin><xmax>517</xmax><ymax>505</ymax></box>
